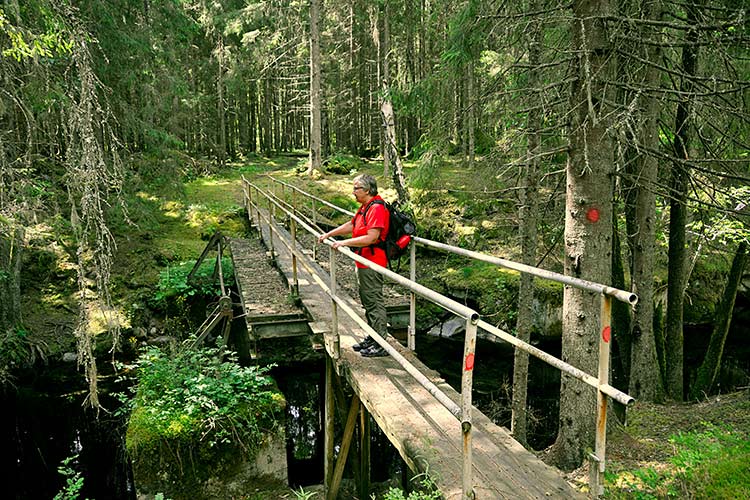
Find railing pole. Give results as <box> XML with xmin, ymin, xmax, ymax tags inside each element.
<box><xmin>591</xmin><ymin>294</ymin><xmax>612</xmax><ymax>498</ymax></box>
<box><xmin>253</xmin><ymin>185</ymin><xmax>260</xmax><ymax>230</ymax></box>
<box><xmin>330</xmin><ymin>246</ymin><xmax>340</xmax><ymax>359</ymax></box>
<box><xmin>408</xmin><ymin>242</ymin><xmax>416</xmax><ymax>351</ymax></box>
<box><xmin>245</xmin><ymin>181</ymin><xmax>252</xmax><ymax>229</ymax></box>
<box><xmin>268</xmin><ymin>194</ymin><xmax>275</xmax><ymax>259</ymax></box>
<box><xmin>312</xmin><ymin>198</ymin><xmax>318</xmax><ymax>260</ymax></box>
<box><xmin>291</xmin><ymin>217</ymin><xmax>299</xmax><ymax>295</ymax></box>
<box><xmin>461</xmin><ymin>318</ymin><xmax>478</xmax><ymax>500</ymax></box>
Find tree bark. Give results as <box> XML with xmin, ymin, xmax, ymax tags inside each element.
<box><xmin>381</xmin><ymin>97</ymin><xmax>409</xmax><ymax>205</ymax></box>
<box><xmin>0</xmin><ymin>223</ymin><xmax>23</xmax><ymax>335</ymax></box>
<box><xmin>665</xmin><ymin>2</ymin><xmax>700</xmax><ymax>401</ymax></box>
<box><xmin>627</xmin><ymin>9</ymin><xmax>665</xmax><ymax>401</ymax></box>
<box><xmin>550</xmin><ymin>0</ymin><xmax>615</xmax><ymax>471</ymax></box>
<box><xmin>689</xmin><ymin>241</ymin><xmax>748</xmax><ymax>399</ymax></box>
<box><xmin>511</xmin><ymin>8</ymin><xmax>541</xmax><ymax>447</ymax></box>
<box><xmin>465</xmin><ymin>60</ymin><xmax>475</xmax><ymax>169</ymax></box>
<box><xmin>308</xmin><ymin>0</ymin><xmax>322</xmax><ymax>175</ymax></box>
<box><xmin>216</xmin><ymin>35</ymin><xmax>226</xmax><ymax>165</ymax></box>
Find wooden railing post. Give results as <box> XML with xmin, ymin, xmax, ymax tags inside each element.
<box><xmin>291</xmin><ymin>217</ymin><xmax>299</xmax><ymax>295</ymax></box>
<box><xmin>408</xmin><ymin>242</ymin><xmax>416</xmax><ymax>350</ymax></box>
<box><xmin>461</xmin><ymin>318</ymin><xmax>478</xmax><ymax>499</ymax></box>
<box><xmin>312</xmin><ymin>198</ymin><xmax>318</xmax><ymax>260</ymax></box>
<box><xmin>590</xmin><ymin>294</ymin><xmax>612</xmax><ymax>498</ymax></box>
<box><xmin>253</xmin><ymin>185</ymin><xmax>260</xmax><ymax>230</ymax></box>
<box><xmin>268</xmin><ymin>194</ymin><xmax>275</xmax><ymax>259</ymax></box>
<box><xmin>329</xmin><ymin>246</ymin><xmax>340</xmax><ymax>359</ymax></box>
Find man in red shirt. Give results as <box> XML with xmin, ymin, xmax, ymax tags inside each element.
<box><xmin>318</xmin><ymin>174</ymin><xmax>390</xmax><ymax>357</ymax></box>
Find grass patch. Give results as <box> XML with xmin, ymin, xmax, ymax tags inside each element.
<box><xmin>605</xmin><ymin>422</ymin><xmax>750</xmax><ymax>499</ymax></box>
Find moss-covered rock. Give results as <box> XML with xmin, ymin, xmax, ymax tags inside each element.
<box><xmin>434</xmin><ymin>261</ymin><xmax>563</xmax><ymax>336</ymax></box>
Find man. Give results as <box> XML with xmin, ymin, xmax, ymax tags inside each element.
<box><xmin>317</xmin><ymin>174</ymin><xmax>390</xmax><ymax>357</ymax></box>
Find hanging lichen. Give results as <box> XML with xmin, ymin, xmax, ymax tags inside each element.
<box><xmin>62</xmin><ymin>15</ymin><xmax>124</xmax><ymax>410</ymax></box>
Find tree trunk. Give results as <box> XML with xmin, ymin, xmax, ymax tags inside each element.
<box><xmin>550</xmin><ymin>0</ymin><xmax>614</xmax><ymax>471</ymax></box>
<box><xmin>665</xmin><ymin>3</ymin><xmax>700</xmax><ymax>401</ymax></box>
<box><xmin>689</xmin><ymin>241</ymin><xmax>748</xmax><ymax>399</ymax></box>
<box><xmin>0</xmin><ymin>224</ymin><xmax>23</xmax><ymax>335</ymax></box>
<box><xmin>381</xmin><ymin>98</ymin><xmax>409</xmax><ymax>205</ymax></box>
<box><xmin>216</xmin><ymin>35</ymin><xmax>226</xmax><ymax>166</ymax></box>
<box><xmin>249</xmin><ymin>80</ymin><xmax>258</xmax><ymax>152</ymax></box>
<box><xmin>465</xmin><ymin>60</ymin><xmax>475</xmax><ymax>169</ymax></box>
<box><xmin>511</xmin><ymin>10</ymin><xmax>541</xmax><ymax>447</ymax></box>
<box><xmin>627</xmin><ymin>29</ymin><xmax>664</xmax><ymax>402</ymax></box>
<box><xmin>610</xmin><ymin>212</ymin><xmax>631</xmax><ymax>407</ymax></box>
<box><xmin>308</xmin><ymin>0</ymin><xmax>322</xmax><ymax>175</ymax></box>
<box><xmin>381</xmin><ymin>1</ymin><xmax>390</xmax><ymax>177</ymax></box>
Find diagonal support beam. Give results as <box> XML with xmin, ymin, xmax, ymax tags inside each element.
<box><xmin>327</xmin><ymin>393</ymin><xmax>361</xmax><ymax>500</ymax></box>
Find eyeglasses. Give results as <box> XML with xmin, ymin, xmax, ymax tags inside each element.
<box><xmin>353</xmin><ymin>186</ymin><xmax>365</xmax><ymax>192</ymax></box>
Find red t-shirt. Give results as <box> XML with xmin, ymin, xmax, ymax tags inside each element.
<box><xmin>352</xmin><ymin>196</ymin><xmax>390</xmax><ymax>269</ymax></box>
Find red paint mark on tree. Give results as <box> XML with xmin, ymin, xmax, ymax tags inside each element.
<box><xmin>465</xmin><ymin>353</ymin><xmax>475</xmax><ymax>371</ymax></box>
<box><xmin>602</xmin><ymin>326</ymin><xmax>611</xmax><ymax>343</ymax></box>
<box><xmin>586</xmin><ymin>208</ymin><xmax>600</xmax><ymax>223</ymax></box>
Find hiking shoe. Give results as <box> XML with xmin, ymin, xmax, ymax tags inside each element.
<box><xmin>352</xmin><ymin>336</ymin><xmax>375</xmax><ymax>352</ymax></box>
<box><xmin>360</xmin><ymin>344</ymin><xmax>388</xmax><ymax>358</ymax></box>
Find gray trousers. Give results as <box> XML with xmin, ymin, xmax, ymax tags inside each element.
<box><xmin>357</xmin><ymin>267</ymin><xmax>387</xmax><ymax>338</ymax></box>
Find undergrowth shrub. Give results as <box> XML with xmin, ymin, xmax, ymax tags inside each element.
<box><xmin>124</xmin><ymin>343</ymin><xmax>284</xmax><ymax>491</ymax></box>
<box><xmin>324</xmin><ymin>153</ymin><xmax>363</xmax><ymax>174</ymax></box>
<box><xmin>151</xmin><ymin>257</ymin><xmax>235</xmax><ymax>313</ymax></box>
<box><xmin>381</xmin><ymin>473</ymin><xmax>441</xmax><ymax>500</ymax></box>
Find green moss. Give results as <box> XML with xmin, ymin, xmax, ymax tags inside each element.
<box><xmin>435</xmin><ymin>261</ymin><xmax>563</xmax><ymax>328</ymax></box>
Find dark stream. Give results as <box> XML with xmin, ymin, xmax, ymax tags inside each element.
<box><xmin>2</xmin><ymin>367</ymin><xmax>135</xmax><ymax>499</ymax></box>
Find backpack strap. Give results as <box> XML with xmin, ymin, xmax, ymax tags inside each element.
<box><xmin>354</xmin><ymin>199</ymin><xmax>388</xmax><ymax>256</ymax></box>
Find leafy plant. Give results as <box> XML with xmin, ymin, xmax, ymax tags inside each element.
<box><xmin>378</xmin><ymin>473</ymin><xmax>441</xmax><ymax>500</ymax></box>
<box><xmin>53</xmin><ymin>455</ymin><xmax>84</xmax><ymax>500</ymax></box>
<box><xmin>125</xmin><ymin>342</ymin><xmax>283</xmax><ymax>460</ymax></box>
<box><xmin>292</xmin><ymin>486</ymin><xmax>317</xmax><ymax>500</ymax></box>
<box><xmin>151</xmin><ymin>257</ymin><xmax>235</xmax><ymax>311</ymax></box>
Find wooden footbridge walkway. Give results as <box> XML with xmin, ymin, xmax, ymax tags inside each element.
<box><xmin>216</xmin><ymin>177</ymin><xmax>636</xmax><ymax>499</ymax></box>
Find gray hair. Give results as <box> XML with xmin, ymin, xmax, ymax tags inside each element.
<box><xmin>354</xmin><ymin>174</ymin><xmax>378</xmax><ymax>196</ymax></box>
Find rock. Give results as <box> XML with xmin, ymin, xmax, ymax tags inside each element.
<box><xmin>62</xmin><ymin>352</ymin><xmax>77</xmax><ymax>363</ymax></box>
<box><xmin>427</xmin><ymin>316</ymin><xmax>465</xmax><ymax>339</ymax></box>
<box><xmin>149</xmin><ymin>327</ymin><xmax>158</xmax><ymax>336</ymax></box>
<box><xmin>150</xmin><ymin>335</ymin><xmax>174</xmax><ymax>346</ymax></box>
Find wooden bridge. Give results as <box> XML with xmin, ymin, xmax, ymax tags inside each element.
<box><xmin>211</xmin><ymin>177</ymin><xmax>636</xmax><ymax>499</ymax></box>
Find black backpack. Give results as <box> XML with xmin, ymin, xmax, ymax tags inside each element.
<box><xmin>360</xmin><ymin>199</ymin><xmax>417</xmax><ymax>267</ymax></box>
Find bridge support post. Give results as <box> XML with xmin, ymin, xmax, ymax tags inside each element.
<box><xmin>591</xmin><ymin>295</ymin><xmax>612</xmax><ymax>498</ymax></box>
<box><xmin>408</xmin><ymin>242</ymin><xmax>416</xmax><ymax>350</ymax></box>
<box><xmin>324</xmin><ymin>356</ymin><xmax>335</xmax><ymax>494</ymax></box>
<box><xmin>359</xmin><ymin>404</ymin><xmax>371</xmax><ymax>500</ymax></box>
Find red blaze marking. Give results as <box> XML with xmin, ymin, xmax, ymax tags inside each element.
<box><xmin>465</xmin><ymin>353</ymin><xmax>475</xmax><ymax>371</ymax></box>
<box><xmin>602</xmin><ymin>326</ymin><xmax>611</xmax><ymax>343</ymax></box>
<box><xmin>586</xmin><ymin>208</ymin><xmax>600</xmax><ymax>223</ymax></box>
